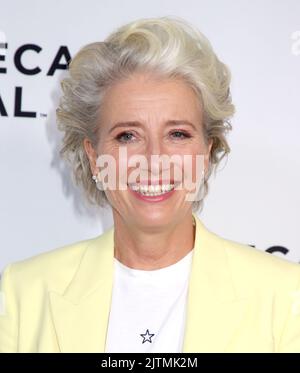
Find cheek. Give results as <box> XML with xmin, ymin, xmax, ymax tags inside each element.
<box><xmin>97</xmin><ymin>139</ymin><xmax>120</xmax><ymax>157</ymax></box>
<box><xmin>178</xmin><ymin>145</ymin><xmax>207</xmax><ymax>185</ymax></box>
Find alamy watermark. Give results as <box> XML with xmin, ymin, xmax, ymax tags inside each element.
<box><xmin>94</xmin><ymin>148</ymin><xmax>207</xmax><ymax>202</ymax></box>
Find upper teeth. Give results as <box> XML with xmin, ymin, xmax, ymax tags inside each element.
<box><xmin>129</xmin><ymin>183</ymin><xmax>175</xmax><ymax>194</ymax></box>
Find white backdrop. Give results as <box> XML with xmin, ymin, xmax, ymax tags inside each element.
<box><xmin>1</xmin><ymin>0</ymin><xmax>300</xmax><ymax>273</ymax></box>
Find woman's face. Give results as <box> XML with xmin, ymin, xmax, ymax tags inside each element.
<box><xmin>85</xmin><ymin>71</ymin><xmax>212</xmax><ymax>229</ymax></box>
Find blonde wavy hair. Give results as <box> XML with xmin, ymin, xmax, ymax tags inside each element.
<box><xmin>56</xmin><ymin>16</ymin><xmax>235</xmax><ymax>212</ymax></box>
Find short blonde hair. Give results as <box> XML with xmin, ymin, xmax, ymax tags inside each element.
<box><xmin>56</xmin><ymin>16</ymin><xmax>235</xmax><ymax>212</ymax></box>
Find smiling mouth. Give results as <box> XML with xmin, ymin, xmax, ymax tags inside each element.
<box><xmin>127</xmin><ymin>182</ymin><xmax>180</xmax><ymax>197</ymax></box>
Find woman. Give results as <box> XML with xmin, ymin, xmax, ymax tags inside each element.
<box><xmin>1</xmin><ymin>16</ymin><xmax>300</xmax><ymax>353</ymax></box>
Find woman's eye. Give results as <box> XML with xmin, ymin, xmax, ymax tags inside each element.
<box><xmin>115</xmin><ymin>131</ymin><xmax>136</xmax><ymax>143</ymax></box>
<box><xmin>170</xmin><ymin>131</ymin><xmax>191</xmax><ymax>139</ymax></box>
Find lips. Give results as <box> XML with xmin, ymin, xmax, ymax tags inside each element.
<box><xmin>128</xmin><ymin>183</ymin><xmax>176</xmax><ymax>202</ymax></box>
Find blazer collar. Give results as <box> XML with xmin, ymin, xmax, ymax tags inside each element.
<box><xmin>49</xmin><ymin>213</ymin><xmax>249</xmax><ymax>352</ymax></box>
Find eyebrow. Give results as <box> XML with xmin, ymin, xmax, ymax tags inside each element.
<box><xmin>108</xmin><ymin>120</ymin><xmax>198</xmax><ymax>133</ymax></box>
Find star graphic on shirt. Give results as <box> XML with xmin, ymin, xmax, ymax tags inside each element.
<box><xmin>140</xmin><ymin>329</ymin><xmax>155</xmax><ymax>344</ymax></box>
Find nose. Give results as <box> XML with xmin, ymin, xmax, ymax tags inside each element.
<box><xmin>143</xmin><ymin>136</ymin><xmax>169</xmax><ymax>177</ymax></box>
<box><xmin>145</xmin><ymin>135</ymin><xmax>163</xmax><ymax>158</ymax></box>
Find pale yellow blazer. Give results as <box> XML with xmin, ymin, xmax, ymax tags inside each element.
<box><xmin>1</xmin><ymin>213</ymin><xmax>300</xmax><ymax>352</ymax></box>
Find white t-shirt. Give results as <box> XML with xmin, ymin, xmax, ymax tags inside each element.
<box><xmin>105</xmin><ymin>249</ymin><xmax>194</xmax><ymax>353</ymax></box>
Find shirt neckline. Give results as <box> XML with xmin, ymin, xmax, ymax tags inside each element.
<box><xmin>114</xmin><ymin>248</ymin><xmax>194</xmax><ymax>278</ymax></box>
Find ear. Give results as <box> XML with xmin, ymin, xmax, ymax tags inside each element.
<box><xmin>83</xmin><ymin>138</ymin><xmax>98</xmax><ymax>174</ymax></box>
<box><xmin>204</xmin><ymin>138</ymin><xmax>213</xmax><ymax>172</ymax></box>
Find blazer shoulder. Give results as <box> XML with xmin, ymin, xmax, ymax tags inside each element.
<box><xmin>2</xmin><ymin>232</ymin><xmax>106</xmax><ymax>296</ymax></box>
<box><xmin>210</xmin><ymin>231</ymin><xmax>300</xmax><ymax>293</ymax></box>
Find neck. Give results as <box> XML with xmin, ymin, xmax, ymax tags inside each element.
<box><xmin>113</xmin><ymin>211</ymin><xmax>195</xmax><ymax>270</ymax></box>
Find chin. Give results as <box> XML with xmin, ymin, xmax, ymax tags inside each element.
<box><xmin>133</xmin><ymin>210</ymin><xmax>173</xmax><ymax>225</ymax></box>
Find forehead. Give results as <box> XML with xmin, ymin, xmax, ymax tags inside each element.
<box><xmin>100</xmin><ymin>72</ymin><xmax>202</xmax><ymax>118</ymax></box>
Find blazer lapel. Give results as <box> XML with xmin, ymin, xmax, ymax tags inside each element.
<box><xmin>49</xmin><ymin>227</ymin><xmax>115</xmax><ymax>352</ymax></box>
<box><xmin>182</xmin><ymin>214</ymin><xmax>250</xmax><ymax>352</ymax></box>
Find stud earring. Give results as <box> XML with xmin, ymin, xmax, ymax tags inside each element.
<box><xmin>92</xmin><ymin>173</ymin><xmax>104</xmax><ymax>191</ymax></box>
